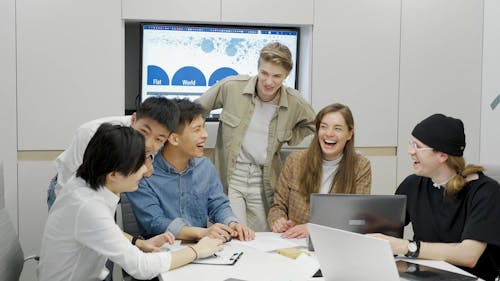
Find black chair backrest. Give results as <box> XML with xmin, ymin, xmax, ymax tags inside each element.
<box><xmin>119</xmin><ymin>193</ymin><xmax>141</xmax><ymax>237</ymax></box>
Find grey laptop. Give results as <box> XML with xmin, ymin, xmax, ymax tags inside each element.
<box><xmin>308</xmin><ymin>194</ymin><xmax>407</xmax><ymax>250</ymax></box>
<box><xmin>308</xmin><ymin>223</ymin><xmax>478</xmax><ymax>281</ymax></box>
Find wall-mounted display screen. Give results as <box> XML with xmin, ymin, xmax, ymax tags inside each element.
<box><xmin>141</xmin><ymin>23</ymin><xmax>299</xmax><ymax>118</ymax></box>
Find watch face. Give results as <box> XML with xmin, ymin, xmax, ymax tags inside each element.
<box><xmin>408</xmin><ymin>242</ymin><xmax>417</xmax><ymax>252</ymax></box>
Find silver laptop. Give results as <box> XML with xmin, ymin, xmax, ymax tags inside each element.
<box><xmin>308</xmin><ymin>194</ymin><xmax>406</xmax><ymax>250</ymax></box>
<box><xmin>309</xmin><ymin>223</ymin><xmax>400</xmax><ymax>281</ymax></box>
<box><xmin>308</xmin><ymin>223</ymin><xmax>478</xmax><ymax>281</ymax></box>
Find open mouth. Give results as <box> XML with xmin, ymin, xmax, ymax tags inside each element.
<box><xmin>323</xmin><ymin>139</ymin><xmax>337</xmax><ymax>149</ymax></box>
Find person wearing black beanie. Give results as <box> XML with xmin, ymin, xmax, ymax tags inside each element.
<box><xmin>370</xmin><ymin>113</ymin><xmax>500</xmax><ymax>281</ymax></box>
<box><xmin>411</xmin><ymin>113</ymin><xmax>466</xmax><ymax>157</ymax></box>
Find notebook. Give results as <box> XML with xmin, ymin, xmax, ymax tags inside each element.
<box><xmin>308</xmin><ymin>194</ymin><xmax>406</xmax><ymax>250</ymax></box>
<box><xmin>308</xmin><ymin>223</ymin><xmax>478</xmax><ymax>281</ymax></box>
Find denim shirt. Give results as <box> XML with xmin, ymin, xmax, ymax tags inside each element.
<box><xmin>126</xmin><ymin>153</ymin><xmax>239</xmax><ymax>238</ymax></box>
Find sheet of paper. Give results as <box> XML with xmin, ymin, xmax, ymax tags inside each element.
<box><xmin>232</xmin><ymin>232</ymin><xmax>306</xmax><ymax>252</ymax></box>
<box><xmin>294</xmin><ymin>253</ymin><xmax>321</xmax><ymax>278</ymax></box>
<box><xmin>161</xmin><ymin>240</ymin><xmax>183</xmax><ymax>252</ymax></box>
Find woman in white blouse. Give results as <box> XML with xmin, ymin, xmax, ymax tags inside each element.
<box><xmin>38</xmin><ymin>123</ymin><xmax>223</xmax><ymax>281</ymax></box>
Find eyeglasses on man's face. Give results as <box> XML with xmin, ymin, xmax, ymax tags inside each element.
<box><xmin>408</xmin><ymin>141</ymin><xmax>433</xmax><ymax>152</ymax></box>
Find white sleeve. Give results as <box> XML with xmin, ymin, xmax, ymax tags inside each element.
<box><xmin>74</xmin><ymin>200</ymin><xmax>171</xmax><ymax>280</ymax></box>
<box><xmin>55</xmin><ymin>126</ymin><xmax>93</xmax><ymax>195</ymax></box>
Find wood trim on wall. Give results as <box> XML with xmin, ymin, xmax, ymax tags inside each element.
<box><xmin>17</xmin><ymin>147</ymin><xmax>397</xmax><ymax>162</ymax></box>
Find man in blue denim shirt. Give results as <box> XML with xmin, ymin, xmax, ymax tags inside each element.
<box><xmin>127</xmin><ymin>99</ymin><xmax>255</xmax><ymax>242</ymax></box>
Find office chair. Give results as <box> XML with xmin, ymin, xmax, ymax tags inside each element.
<box><xmin>0</xmin><ymin>162</ymin><xmax>39</xmax><ymax>280</ymax></box>
<box><xmin>114</xmin><ymin>193</ymin><xmax>142</xmax><ymax>281</ymax></box>
<box><xmin>117</xmin><ymin>193</ymin><xmax>141</xmax><ymax>237</ymax></box>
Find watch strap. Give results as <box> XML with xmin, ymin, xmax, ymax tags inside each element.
<box><xmin>131</xmin><ymin>236</ymin><xmax>140</xmax><ymax>245</ymax></box>
<box><xmin>405</xmin><ymin>240</ymin><xmax>421</xmax><ymax>258</ymax></box>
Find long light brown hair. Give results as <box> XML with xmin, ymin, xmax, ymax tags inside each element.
<box><xmin>299</xmin><ymin>103</ymin><xmax>358</xmax><ymax>200</ymax></box>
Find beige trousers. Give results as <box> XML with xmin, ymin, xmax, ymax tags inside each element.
<box><xmin>228</xmin><ymin>162</ymin><xmax>272</xmax><ymax>232</ymax></box>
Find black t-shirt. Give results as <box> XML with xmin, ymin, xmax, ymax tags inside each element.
<box><xmin>396</xmin><ymin>173</ymin><xmax>500</xmax><ymax>281</ymax></box>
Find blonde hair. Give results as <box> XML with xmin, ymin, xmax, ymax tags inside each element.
<box><xmin>258</xmin><ymin>42</ymin><xmax>293</xmax><ymax>73</ymax></box>
<box><xmin>445</xmin><ymin>156</ymin><xmax>484</xmax><ymax>195</ymax></box>
<box><xmin>299</xmin><ymin>103</ymin><xmax>358</xmax><ymax>200</ymax></box>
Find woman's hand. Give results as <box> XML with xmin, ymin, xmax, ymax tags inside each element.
<box><xmin>136</xmin><ymin>232</ymin><xmax>175</xmax><ymax>252</ymax></box>
<box><xmin>192</xmin><ymin>237</ymin><xmax>224</xmax><ymax>258</ymax></box>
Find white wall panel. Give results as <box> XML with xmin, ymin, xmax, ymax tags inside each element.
<box><xmin>16</xmin><ymin>0</ymin><xmax>123</xmax><ymax>150</ymax></box>
<box><xmin>0</xmin><ymin>0</ymin><xmax>18</xmax><ymax>228</ymax></box>
<box><xmin>18</xmin><ymin>162</ymin><xmax>54</xmax><ymax>281</ymax></box>
<box><xmin>368</xmin><ymin>156</ymin><xmax>398</xmax><ymax>195</ymax></box>
<box><xmin>313</xmin><ymin>0</ymin><xmax>401</xmax><ymax>147</ymax></box>
<box><xmin>481</xmin><ymin>0</ymin><xmax>500</xmax><ymax>166</ymax></box>
<box><xmin>122</xmin><ymin>0</ymin><xmax>220</xmax><ymax>22</ymax></box>
<box><xmin>397</xmin><ymin>0</ymin><xmax>484</xmax><ymax>183</ymax></box>
<box><xmin>221</xmin><ymin>0</ymin><xmax>313</xmax><ymax>25</ymax></box>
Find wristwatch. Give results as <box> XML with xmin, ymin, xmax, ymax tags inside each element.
<box><xmin>405</xmin><ymin>240</ymin><xmax>420</xmax><ymax>258</ymax></box>
<box><xmin>131</xmin><ymin>235</ymin><xmax>143</xmax><ymax>245</ymax></box>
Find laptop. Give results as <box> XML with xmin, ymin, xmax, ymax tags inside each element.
<box><xmin>308</xmin><ymin>223</ymin><xmax>478</xmax><ymax>281</ymax></box>
<box><xmin>308</xmin><ymin>194</ymin><xmax>407</xmax><ymax>250</ymax></box>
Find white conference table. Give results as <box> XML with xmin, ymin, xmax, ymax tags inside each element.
<box><xmin>159</xmin><ymin>232</ymin><xmax>477</xmax><ymax>281</ymax></box>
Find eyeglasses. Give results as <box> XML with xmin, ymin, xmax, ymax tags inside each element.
<box><xmin>409</xmin><ymin>141</ymin><xmax>433</xmax><ymax>152</ymax></box>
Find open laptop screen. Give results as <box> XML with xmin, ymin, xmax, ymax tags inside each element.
<box><xmin>308</xmin><ymin>194</ymin><xmax>407</xmax><ymax>250</ymax></box>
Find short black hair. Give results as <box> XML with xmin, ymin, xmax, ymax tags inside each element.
<box><xmin>173</xmin><ymin>99</ymin><xmax>205</xmax><ymax>133</ymax></box>
<box><xmin>76</xmin><ymin>123</ymin><xmax>146</xmax><ymax>190</ymax></box>
<box><xmin>136</xmin><ymin>97</ymin><xmax>180</xmax><ymax>133</ymax></box>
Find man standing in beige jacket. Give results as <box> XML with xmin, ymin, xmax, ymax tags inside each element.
<box><xmin>196</xmin><ymin>42</ymin><xmax>315</xmax><ymax>231</ymax></box>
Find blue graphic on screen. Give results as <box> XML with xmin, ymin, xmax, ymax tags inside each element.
<box><xmin>225</xmin><ymin>38</ymin><xmax>245</xmax><ymax>56</ymax></box>
<box><xmin>147</xmin><ymin>65</ymin><xmax>169</xmax><ymax>86</ymax></box>
<box><xmin>141</xmin><ymin>24</ymin><xmax>299</xmax><ymax>114</ymax></box>
<box><xmin>172</xmin><ymin>66</ymin><xmax>206</xmax><ymax>87</ymax></box>
<box><xmin>209</xmin><ymin>67</ymin><xmax>239</xmax><ymax>86</ymax></box>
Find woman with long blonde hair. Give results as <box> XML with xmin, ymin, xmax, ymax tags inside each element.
<box><xmin>267</xmin><ymin>103</ymin><xmax>371</xmax><ymax>238</ymax></box>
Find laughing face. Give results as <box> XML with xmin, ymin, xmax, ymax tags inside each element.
<box><xmin>106</xmin><ymin>164</ymin><xmax>148</xmax><ymax>194</ymax></box>
<box><xmin>176</xmin><ymin>115</ymin><xmax>208</xmax><ymax>159</ymax></box>
<box><xmin>130</xmin><ymin>115</ymin><xmax>170</xmax><ymax>158</ymax></box>
<box><xmin>408</xmin><ymin>137</ymin><xmax>440</xmax><ymax>178</ymax></box>
<box><xmin>318</xmin><ymin>112</ymin><xmax>353</xmax><ymax>161</ymax></box>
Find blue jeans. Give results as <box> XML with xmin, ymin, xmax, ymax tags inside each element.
<box><xmin>47</xmin><ymin>175</ymin><xmax>57</xmax><ymax>210</ymax></box>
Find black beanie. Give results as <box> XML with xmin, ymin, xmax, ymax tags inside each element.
<box><xmin>411</xmin><ymin>113</ymin><xmax>466</xmax><ymax>156</ymax></box>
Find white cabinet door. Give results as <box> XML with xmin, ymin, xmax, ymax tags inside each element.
<box><xmin>16</xmin><ymin>0</ymin><xmax>123</xmax><ymax>150</ymax></box>
<box><xmin>122</xmin><ymin>0</ymin><xmax>220</xmax><ymax>22</ymax></box>
<box><xmin>221</xmin><ymin>0</ymin><xmax>313</xmax><ymax>25</ymax></box>
<box><xmin>313</xmin><ymin>0</ymin><xmax>401</xmax><ymax>147</ymax></box>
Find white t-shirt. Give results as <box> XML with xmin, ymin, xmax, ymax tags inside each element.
<box><xmin>55</xmin><ymin>116</ymin><xmax>131</xmax><ymax>196</ymax></box>
<box><xmin>38</xmin><ymin>177</ymin><xmax>171</xmax><ymax>281</ymax></box>
<box><xmin>319</xmin><ymin>155</ymin><xmax>343</xmax><ymax>194</ymax></box>
<box><xmin>238</xmin><ymin>98</ymin><xmax>277</xmax><ymax>165</ymax></box>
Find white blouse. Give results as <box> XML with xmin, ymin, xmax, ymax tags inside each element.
<box><xmin>38</xmin><ymin>177</ymin><xmax>171</xmax><ymax>281</ymax></box>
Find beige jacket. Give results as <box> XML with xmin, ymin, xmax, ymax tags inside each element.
<box><xmin>196</xmin><ymin>75</ymin><xmax>315</xmax><ymax>207</ymax></box>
